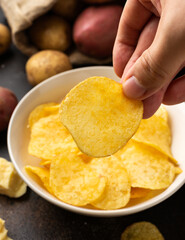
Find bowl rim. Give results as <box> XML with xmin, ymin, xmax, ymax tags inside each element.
<box><xmin>7</xmin><ymin>66</ymin><xmax>185</xmax><ymax>217</ymax></box>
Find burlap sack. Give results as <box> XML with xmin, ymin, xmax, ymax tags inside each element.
<box><xmin>0</xmin><ymin>0</ymin><xmax>57</xmax><ymax>56</ymax></box>
<box><xmin>0</xmin><ymin>0</ymin><xmax>112</xmax><ymax>65</ymax></box>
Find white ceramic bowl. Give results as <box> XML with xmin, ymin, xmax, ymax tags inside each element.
<box><xmin>8</xmin><ymin>66</ymin><xmax>185</xmax><ymax>217</ymax></box>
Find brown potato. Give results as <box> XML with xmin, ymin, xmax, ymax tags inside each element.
<box><xmin>73</xmin><ymin>5</ymin><xmax>123</xmax><ymax>58</ymax></box>
<box><xmin>0</xmin><ymin>23</ymin><xmax>11</xmax><ymax>55</ymax></box>
<box><xmin>52</xmin><ymin>0</ymin><xmax>78</xmax><ymax>20</ymax></box>
<box><xmin>0</xmin><ymin>87</ymin><xmax>18</xmax><ymax>132</ymax></box>
<box><xmin>28</xmin><ymin>15</ymin><xmax>71</xmax><ymax>52</ymax></box>
<box><xmin>26</xmin><ymin>50</ymin><xmax>72</xmax><ymax>86</ymax></box>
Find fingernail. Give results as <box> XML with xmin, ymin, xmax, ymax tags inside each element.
<box><xmin>123</xmin><ymin>76</ymin><xmax>146</xmax><ymax>98</ymax></box>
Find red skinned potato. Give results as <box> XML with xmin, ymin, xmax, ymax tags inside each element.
<box><xmin>73</xmin><ymin>5</ymin><xmax>123</xmax><ymax>58</ymax></box>
<box><xmin>0</xmin><ymin>87</ymin><xmax>18</xmax><ymax>132</ymax></box>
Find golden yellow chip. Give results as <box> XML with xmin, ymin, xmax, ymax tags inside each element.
<box><xmin>130</xmin><ymin>187</ymin><xmax>150</xmax><ymax>199</ymax></box>
<box><xmin>133</xmin><ymin>105</ymin><xmax>176</xmax><ymax>163</ymax></box>
<box><xmin>0</xmin><ymin>157</ymin><xmax>27</xmax><ymax>198</ymax></box>
<box><xmin>155</xmin><ymin>104</ymin><xmax>169</xmax><ymax>122</ymax></box>
<box><xmin>121</xmin><ymin>221</ymin><xmax>165</xmax><ymax>240</ymax></box>
<box><xmin>60</xmin><ymin>76</ymin><xmax>143</xmax><ymax>157</ymax></box>
<box><xmin>39</xmin><ymin>159</ymin><xmax>51</xmax><ymax>168</ymax></box>
<box><xmin>50</xmin><ymin>152</ymin><xmax>106</xmax><ymax>206</ymax></box>
<box><xmin>90</xmin><ymin>155</ymin><xmax>131</xmax><ymax>210</ymax></box>
<box><xmin>0</xmin><ymin>218</ymin><xmax>12</xmax><ymax>240</ymax></box>
<box><xmin>25</xmin><ymin>166</ymin><xmax>53</xmax><ymax>194</ymax></box>
<box><xmin>28</xmin><ymin>102</ymin><xmax>59</xmax><ymax>128</ymax></box>
<box><xmin>26</xmin><ymin>100</ymin><xmax>181</xmax><ymax>210</ymax></box>
<box><xmin>28</xmin><ymin>114</ymin><xmax>78</xmax><ymax>160</ymax></box>
<box><xmin>119</xmin><ymin>141</ymin><xmax>180</xmax><ymax>189</ymax></box>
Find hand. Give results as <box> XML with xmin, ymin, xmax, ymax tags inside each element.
<box><xmin>113</xmin><ymin>0</ymin><xmax>185</xmax><ymax>118</ymax></box>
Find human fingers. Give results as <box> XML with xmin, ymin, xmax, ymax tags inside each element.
<box><xmin>121</xmin><ymin>16</ymin><xmax>159</xmax><ymax>82</ymax></box>
<box><xmin>113</xmin><ymin>0</ymin><xmax>152</xmax><ymax>77</ymax></box>
<box><xmin>142</xmin><ymin>85</ymin><xmax>168</xmax><ymax>118</ymax></box>
<box><xmin>163</xmin><ymin>73</ymin><xmax>185</xmax><ymax>105</ymax></box>
<box><xmin>122</xmin><ymin>0</ymin><xmax>185</xmax><ymax>100</ymax></box>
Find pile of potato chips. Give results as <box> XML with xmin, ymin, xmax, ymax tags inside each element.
<box><xmin>25</xmin><ymin>101</ymin><xmax>181</xmax><ymax>210</ymax></box>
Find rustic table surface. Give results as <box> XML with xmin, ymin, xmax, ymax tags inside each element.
<box><xmin>1</xmin><ymin>9</ymin><xmax>185</xmax><ymax>240</ymax></box>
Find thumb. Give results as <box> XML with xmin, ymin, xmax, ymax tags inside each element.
<box><xmin>122</xmin><ymin>25</ymin><xmax>185</xmax><ymax>100</ymax></box>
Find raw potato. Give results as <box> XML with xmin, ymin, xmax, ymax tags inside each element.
<box><xmin>60</xmin><ymin>76</ymin><xmax>143</xmax><ymax>157</ymax></box>
<box><xmin>26</xmin><ymin>50</ymin><xmax>72</xmax><ymax>86</ymax></box>
<box><xmin>28</xmin><ymin>15</ymin><xmax>71</xmax><ymax>51</ymax></box>
<box><xmin>73</xmin><ymin>5</ymin><xmax>123</xmax><ymax>58</ymax></box>
<box><xmin>52</xmin><ymin>0</ymin><xmax>78</xmax><ymax>20</ymax></box>
<box><xmin>0</xmin><ymin>23</ymin><xmax>11</xmax><ymax>55</ymax></box>
<box><xmin>0</xmin><ymin>87</ymin><xmax>18</xmax><ymax>132</ymax></box>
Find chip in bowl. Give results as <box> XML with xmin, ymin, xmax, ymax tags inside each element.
<box><xmin>90</xmin><ymin>155</ymin><xmax>131</xmax><ymax>210</ymax></box>
<box><xmin>28</xmin><ymin>102</ymin><xmax>59</xmax><ymax>128</ymax></box>
<box><xmin>25</xmin><ymin>166</ymin><xmax>53</xmax><ymax>194</ymax></box>
<box><xmin>130</xmin><ymin>187</ymin><xmax>150</xmax><ymax>199</ymax></box>
<box><xmin>28</xmin><ymin>111</ymin><xmax>76</xmax><ymax>161</ymax></box>
<box><xmin>117</xmin><ymin>140</ymin><xmax>181</xmax><ymax>189</ymax></box>
<box><xmin>132</xmin><ymin>106</ymin><xmax>176</xmax><ymax>163</ymax></box>
<box><xmin>49</xmin><ymin>151</ymin><xmax>107</xmax><ymax>206</ymax></box>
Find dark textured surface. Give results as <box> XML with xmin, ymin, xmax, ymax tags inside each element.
<box><xmin>1</xmin><ymin>8</ymin><xmax>185</xmax><ymax>240</ymax></box>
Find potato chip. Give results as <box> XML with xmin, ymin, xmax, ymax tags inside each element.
<box><xmin>130</xmin><ymin>187</ymin><xmax>150</xmax><ymax>199</ymax></box>
<box><xmin>155</xmin><ymin>104</ymin><xmax>169</xmax><ymax>122</ymax></box>
<box><xmin>50</xmin><ymin>152</ymin><xmax>106</xmax><ymax>206</ymax></box>
<box><xmin>28</xmin><ymin>102</ymin><xmax>59</xmax><ymax>128</ymax></box>
<box><xmin>60</xmin><ymin>76</ymin><xmax>143</xmax><ymax>157</ymax></box>
<box><xmin>39</xmin><ymin>159</ymin><xmax>51</xmax><ymax>168</ymax></box>
<box><xmin>132</xmin><ymin>105</ymin><xmax>176</xmax><ymax>163</ymax></box>
<box><xmin>26</xmin><ymin>100</ymin><xmax>181</xmax><ymax>210</ymax></box>
<box><xmin>121</xmin><ymin>221</ymin><xmax>165</xmax><ymax>240</ymax></box>
<box><xmin>25</xmin><ymin>166</ymin><xmax>53</xmax><ymax>194</ymax></box>
<box><xmin>90</xmin><ymin>155</ymin><xmax>131</xmax><ymax>210</ymax></box>
<box><xmin>119</xmin><ymin>141</ymin><xmax>180</xmax><ymax>189</ymax></box>
<box><xmin>28</xmin><ymin>114</ymin><xmax>78</xmax><ymax>160</ymax></box>
<box><xmin>0</xmin><ymin>218</ymin><xmax>12</xmax><ymax>240</ymax></box>
<box><xmin>0</xmin><ymin>157</ymin><xmax>27</xmax><ymax>198</ymax></box>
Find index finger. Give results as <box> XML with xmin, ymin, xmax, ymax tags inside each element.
<box><xmin>113</xmin><ymin>0</ymin><xmax>152</xmax><ymax>77</ymax></box>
